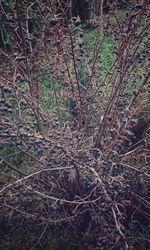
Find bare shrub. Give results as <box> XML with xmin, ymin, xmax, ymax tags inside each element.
<box><xmin>0</xmin><ymin>1</ymin><xmax>149</xmax><ymax>249</ymax></box>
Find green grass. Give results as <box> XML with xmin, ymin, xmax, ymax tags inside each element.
<box><xmin>39</xmin><ymin>27</ymin><xmax>117</xmax><ymax>114</ymax></box>
<box><xmin>40</xmin><ymin>72</ymin><xmax>61</xmax><ymax>111</ymax></box>
<box><xmin>84</xmin><ymin>28</ymin><xmax>116</xmax><ymax>76</ymax></box>
<box><xmin>39</xmin><ymin>71</ymin><xmax>68</xmax><ymax>124</ymax></box>
<box><xmin>0</xmin><ymin>144</ymin><xmax>22</xmax><ymax>166</ymax></box>
<box><xmin>0</xmin><ymin>145</ymin><xmax>21</xmax><ymax>188</ymax></box>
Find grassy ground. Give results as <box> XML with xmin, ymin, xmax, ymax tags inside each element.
<box><xmin>39</xmin><ymin>26</ymin><xmax>117</xmax><ymax>115</ymax></box>
<box><xmin>84</xmin><ymin>27</ymin><xmax>116</xmax><ymax>74</ymax></box>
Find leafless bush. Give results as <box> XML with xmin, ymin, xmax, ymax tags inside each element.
<box><xmin>0</xmin><ymin>1</ymin><xmax>149</xmax><ymax>249</ymax></box>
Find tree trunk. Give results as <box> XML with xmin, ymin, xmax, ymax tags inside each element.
<box><xmin>71</xmin><ymin>0</ymin><xmax>93</xmax><ymax>22</ymax></box>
